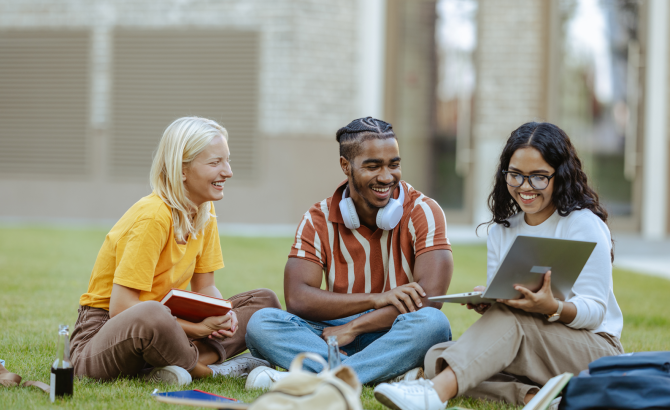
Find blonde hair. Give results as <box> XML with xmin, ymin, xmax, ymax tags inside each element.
<box><xmin>150</xmin><ymin>116</ymin><xmax>228</xmax><ymax>243</ymax></box>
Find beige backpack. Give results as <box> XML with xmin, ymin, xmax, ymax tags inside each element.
<box><xmin>249</xmin><ymin>352</ymin><xmax>363</xmax><ymax>410</ymax></box>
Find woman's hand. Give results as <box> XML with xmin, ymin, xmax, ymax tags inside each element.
<box><xmin>201</xmin><ymin>311</ymin><xmax>238</xmax><ymax>340</ymax></box>
<box><xmin>180</xmin><ymin>311</ymin><xmax>237</xmax><ymax>340</ymax></box>
<box><xmin>465</xmin><ymin>285</ymin><xmax>491</xmax><ymax>315</ymax></box>
<box><xmin>498</xmin><ymin>271</ymin><xmax>559</xmax><ymax>315</ymax></box>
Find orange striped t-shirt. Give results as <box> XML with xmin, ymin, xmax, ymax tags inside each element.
<box><xmin>289</xmin><ymin>180</ymin><xmax>452</xmax><ymax>294</ymax></box>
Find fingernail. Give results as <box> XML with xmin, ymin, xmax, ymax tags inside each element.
<box><xmin>418</xmin><ymin>303</ymin><xmax>423</xmax><ymax>307</ymax></box>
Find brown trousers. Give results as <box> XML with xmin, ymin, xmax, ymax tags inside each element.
<box><xmin>70</xmin><ymin>288</ymin><xmax>281</xmax><ymax>380</ymax></box>
<box><xmin>424</xmin><ymin>303</ymin><xmax>623</xmax><ymax>405</ymax></box>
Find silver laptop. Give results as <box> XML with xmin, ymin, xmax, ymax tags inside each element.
<box><xmin>429</xmin><ymin>235</ymin><xmax>597</xmax><ymax>304</ymax></box>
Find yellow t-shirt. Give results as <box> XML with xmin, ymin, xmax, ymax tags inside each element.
<box><xmin>79</xmin><ymin>193</ymin><xmax>225</xmax><ymax>310</ymax></box>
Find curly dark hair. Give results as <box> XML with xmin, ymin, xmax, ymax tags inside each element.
<box><xmin>336</xmin><ymin>117</ymin><xmax>396</xmax><ymax>160</ymax></box>
<box><xmin>482</xmin><ymin>122</ymin><xmax>612</xmax><ymax>259</ymax></box>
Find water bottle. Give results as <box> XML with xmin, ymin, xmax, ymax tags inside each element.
<box><xmin>50</xmin><ymin>324</ymin><xmax>73</xmax><ymax>402</ymax></box>
<box><xmin>327</xmin><ymin>336</ymin><xmax>341</xmax><ymax>370</ymax></box>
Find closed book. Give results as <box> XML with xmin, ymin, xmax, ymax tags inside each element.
<box><xmin>160</xmin><ymin>289</ymin><xmax>232</xmax><ymax>323</ymax></box>
<box><xmin>152</xmin><ymin>389</ymin><xmax>248</xmax><ymax>409</ymax></box>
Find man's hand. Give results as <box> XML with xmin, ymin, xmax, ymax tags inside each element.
<box><xmin>321</xmin><ymin>322</ymin><xmax>357</xmax><ymax>348</ymax></box>
<box><xmin>498</xmin><ymin>271</ymin><xmax>559</xmax><ymax>315</ymax></box>
<box><xmin>373</xmin><ymin>283</ymin><xmax>426</xmax><ymax>314</ymax></box>
<box><xmin>465</xmin><ymin>285</ymin><xmax>491</xmax><ymax>315</ymax></box>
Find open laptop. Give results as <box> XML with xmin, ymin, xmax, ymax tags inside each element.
<box><xmin>429</xmin><ymin>235</ymin><xmax>597</xmax><ymax>304</ymax></box>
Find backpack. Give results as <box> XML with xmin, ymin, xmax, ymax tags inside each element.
<box><xmin>249</xmin><ymin>352</ymin><xmax>363</xmax><ymax>410</ymax></box>
<box><xmin>559</xmin><ymin>351</ymin><xmax>670</xmax><ymax>410</ymax></box>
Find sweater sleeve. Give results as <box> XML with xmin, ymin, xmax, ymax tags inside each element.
<box><xmin>486</xmin><ymin>224</ymin><xmax>502</xmax><ymax>287</ymax></box>
<box><xmin>564</xmin><ymin>212</ymin><xmax>613</xmax><ymax>330</ymax></box>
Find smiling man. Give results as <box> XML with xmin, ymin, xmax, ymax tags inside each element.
<box><xmin>244</xmin><ymin>117</ymin><xmax>454</xmax><ymax>387</ymax></box>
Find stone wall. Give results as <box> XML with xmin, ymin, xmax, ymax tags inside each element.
<box><xmin>0</xmin><ymin>0</ymin><xmax>364</xmax><ymax>225</ymax></box>
<box><xmin>0</xmin><ymin>0</ymin><xmax>360</xmax><ymax>137</ymax></box>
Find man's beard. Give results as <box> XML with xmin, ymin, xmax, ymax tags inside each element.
<box><xmin>349</xmin><ymin>169</ymin><xmax>383</xmax><ymax>210</ymax></box>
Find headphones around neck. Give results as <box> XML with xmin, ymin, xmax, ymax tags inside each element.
<box><xmin>339</xmin><ymin>184</ymin><xmax>405</xmax><ymax>230</ymax></box>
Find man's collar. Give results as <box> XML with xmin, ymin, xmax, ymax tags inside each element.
<box><xmin>329</xmin><ymin>179</ymin><xmax>407</xmax><ymax>224</ymax></box>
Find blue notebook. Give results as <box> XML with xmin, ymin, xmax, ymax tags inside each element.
<box><xmin>152</xmin><ymin>389</ymin><xmax>248</xmax><ymax>409</ymax></box>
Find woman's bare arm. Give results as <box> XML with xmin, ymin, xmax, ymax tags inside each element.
<box><xmin>109</xmin><ymin>283</ymin><xmax>142</xmax><ymax>318</ymax></box>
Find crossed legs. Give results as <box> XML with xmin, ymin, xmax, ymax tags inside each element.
<box><xmin>246</xmin><ymin>307</ymin><xmax>451</xmax><ymax>384</ymax></box>
<box><xmin>424</xmin><ymin>303</ymin><xmax>623</xmax><ymax>405</ymax></box>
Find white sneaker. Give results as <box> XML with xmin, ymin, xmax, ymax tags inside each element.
<box><xmin>244</xmin><ymin>366</ymin><xmax>289</xmax><ymax>390</ymax></box>
<box><xmin>208</xmin><ymin>352</ymin><xmax>271</xmax><ymax>378</ymax></box>
<box><xmin>387</xmin><ymin>367</ymin><xmax>425</xmax><ymax>383</ymax></box>
<box><xmin>146</xmin><ymin>365</ymin><xmax>192</xmax><ymax>386</ymax></box>
<box><xmin>374</xmin><ymin>379</ymin><xmax>448</xmax><ymax>410</ymax></box>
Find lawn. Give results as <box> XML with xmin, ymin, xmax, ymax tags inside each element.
<box><xmin>0</xmin><ymin>226</ymin><xmax>668</xmax><ymax>410</ymax></box>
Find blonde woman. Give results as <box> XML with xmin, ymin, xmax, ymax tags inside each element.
<box><xmin>70</xmin><ymin>117</ymin><xmax>281</xmax><ymax>385</ymax></box>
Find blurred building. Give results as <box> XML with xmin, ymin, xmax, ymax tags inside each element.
<box><xmin>1</xmin><ymin>0</ymin><xmax>668</xmax><ymax>239</ymax></box>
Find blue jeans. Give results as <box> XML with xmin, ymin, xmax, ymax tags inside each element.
<box><xmin>245</xmin><ymin>307</ymin><xmax>451</xmax><ymax>384</ymax></box>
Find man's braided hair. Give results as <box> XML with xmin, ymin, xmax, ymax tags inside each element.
<box><xmin>336</xmin><ymin>117</ymin><xmax>396</xmax><ymax>160</ymax></box>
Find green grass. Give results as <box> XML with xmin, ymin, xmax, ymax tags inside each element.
<box><xmin>0</xmin><ymin>226</ymin><xmax>668</xmax><ymax>409</ymax></box>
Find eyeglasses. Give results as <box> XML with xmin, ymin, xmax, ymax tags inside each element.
<box><xmin>502</xmin><ymin>170</ymin><xmax>555</xmax><ymax>190</ymax></box>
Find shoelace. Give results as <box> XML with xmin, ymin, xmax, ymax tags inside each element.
<box><xmin>419</xmin><ymin>379</ymin><xmax>433</xmax><ymax>410</ymax></box>
<box><xmin>212</xmin><ymin>361</ymin><xmax>246</xmax><ymax>376</ymax></box>
<box><xmin>390</xmin><ymin>378</ymin><xmax>435</xmax><ymax>410</ymax></box>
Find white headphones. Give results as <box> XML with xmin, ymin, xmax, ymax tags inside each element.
<box><xmin>339</xmin><ymin>184</ymin><xmax>405</xmax><ymax>230</ymax></box>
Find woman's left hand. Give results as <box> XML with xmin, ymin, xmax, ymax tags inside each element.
<box><xmin>498</xmin><ymin>271</ymin><xmax>559</xmax><ymax>315</ymax></box>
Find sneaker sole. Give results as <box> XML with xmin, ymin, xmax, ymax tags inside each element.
<box><xmin>149</xmin><ymin>366</ymin><xmax>192</xmax><ymax>386</ymax></box>
<box><xmin>373</xmin><ymin>390</ymin><xmax>405</xmax><ymax>410</ymax></box>
<box><xmin>244</xmin><ymin>366</ymin><xmax>270</xmax><ymax>390</ymax></box>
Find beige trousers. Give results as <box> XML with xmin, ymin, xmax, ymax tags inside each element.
<box><xmin>70</xmin><ymin>288</ymin><xmax>281</xmax><ymax>380</ymax></box>
<box><xmin>424</xmin><ymin>303</ymin><xmax>623</xmax><ymax>405</ymax></box>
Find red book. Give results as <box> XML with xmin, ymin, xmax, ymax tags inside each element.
<box><xmin>160</xmin><ymin>289</ymin><xmax>232</xmax><ymax>323</ymax></box>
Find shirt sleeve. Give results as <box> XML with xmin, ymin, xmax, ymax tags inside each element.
<box><xmin>113</xmin><ymin>218</ymin><xmax>169</xmax><ymax>292</ymax></box>
<box><xmin>486</xmin><ymin>225</ymin><xmax>502</xmax><ymax>287</ymax></box>
<box><xmin>564</xmin><ymin>212</ymin><xmax>612</xmax><ymax>331</ymax></box>
<box><xmin>195</xmin><ymin>208</ymin><xmax>224</xmax><ymax>273</ymax></box>
<box><xmin>409</xmin><ymin>197</ymin><xmax>452</xmax><ymax>257</ymax></box>
<box><xmin>288</xmin><ymin>211</ymin><xmax>324</xmax><ymax>268</ymax></box>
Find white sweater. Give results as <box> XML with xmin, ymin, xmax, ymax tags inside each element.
<box><xmin>486</xmin><ymin>209</ymin><xmax>623</xmax><ymax>339</ymax></box>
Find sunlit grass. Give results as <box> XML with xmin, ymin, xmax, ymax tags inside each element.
<box><xmin>0</xmin><ymin>227</ymin><xmax>668</xmax><ymax>409</ymax></box>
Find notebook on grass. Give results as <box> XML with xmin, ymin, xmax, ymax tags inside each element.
<box><xmin>160</xmin><ymin>289</ymin><xmax>232</xmax><ymax>323</ymax></box>
<box><xmin>522</xmin><ymin>373</ymin><xmax>573</xmax><ymax>410</ymax></box>
<box><xmin>152</xmin><ymin>389</ymin><xmax>248</xmax><ymax>409</ymax></box>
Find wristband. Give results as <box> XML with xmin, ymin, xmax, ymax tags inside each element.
<box><xmin>546</xmin><ymin>300</ymin><xmax>563</xmax><ymax>322</ymax></box>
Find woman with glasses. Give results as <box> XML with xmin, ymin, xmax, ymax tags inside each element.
<box><xmin>373</xmin><ymin>122</ymin><xmax>624</xmax><ymax>409</ymax></box>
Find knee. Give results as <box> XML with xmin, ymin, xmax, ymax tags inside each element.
<box><xmin>255</xmin><ymin>288</ymin><xmax>282</xmax><ymax>309</ymax></box>
<box><xmin>247</xmin><ymin>307</ymin><xmax>286</xmax><ymax>340</ymax></box>
<box><xmin>408</xmin><ymin>307</ymin><xmax>451</xmax><ymax>340</ymax></box>
<box><xmin>416</xmin><ymin>307</ymin><xmax>450</xmax><ymax>327</ymax></box>
<box><xmin>130</xmin><ymin>301</ymin><xmax>176</xmax><ymax>334</ymax></box>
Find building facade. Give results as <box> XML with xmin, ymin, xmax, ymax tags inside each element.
<box><xmin>1</xmin><ymin>0</ymin><xmax>668</xmax><ymax>239</ymax></box>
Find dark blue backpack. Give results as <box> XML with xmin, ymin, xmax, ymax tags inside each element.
<box><xmin>559</xmin><ymin>352</ymin><xmax>670</xmax><ymax>410</ymax></box>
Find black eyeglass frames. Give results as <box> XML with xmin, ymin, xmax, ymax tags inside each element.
<box><xmin>502</xmin><ymin>170</ymin><xmax>555</xmax><ymax>190</ymax></box>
